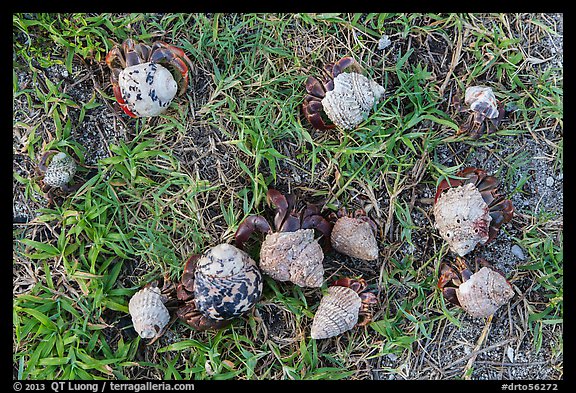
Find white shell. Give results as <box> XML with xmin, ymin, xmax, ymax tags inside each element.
<box><xmin>321</xmin><ymin>72</ymin><xmax>385</xmax><ymax>130</ymax></box>
<box><xmin>310</xmin><ymin>286</ymin><xmax>361</xmax><ymax>339</ymax></box>
<box><xmin>43</xmin><ymin>152</ymin><xmax>76</xmax><ymax>188</ymax></box>
<box><xmin>434</xmin><ymin>183</ymin><xmax>492</xmax><ymax>256</ymax></box>
<box><xmin>259</xmin><ymin>229</ymin><xmax>324</xmax><ymax>288</ymax></box>
<box><xmin>193</xmin><ymin>243</ymin><xmax>263</xmax><ymax>321</ymax></box>
<box><xmin>456</xmin><ymin>267</ymin><xmax>514</xmax><ymax>318</ymax></box>
<box><xmin>118</xmin><ymin>62</ymin><xmax>178</xmax><ymax>117</ymax></box>
<box><xmin>464</xmin><ymin>86</ymin><xmax>499</xmax><ymax>119</ymax></box>
<box><xmin>331</xmin><ymin>216</ymin><xmax>378</xmax><ymax>260</ymax></box>
<box><xmin>128</xmin><ymin>286</ymin><xmax>170</xmax><ymax>339</ymax></box>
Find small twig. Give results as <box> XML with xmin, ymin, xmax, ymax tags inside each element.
<box><xmin>462</xmin><ymin>314</ymin><xmax>494</xmax><ymax>379</ymax></box>
<box><xmin>438</xmin><ymin>27</ymin><xmax>464</xmax><ymax>98</ymax></box>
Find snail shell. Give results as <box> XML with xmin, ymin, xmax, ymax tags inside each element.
<box><xmin>194</xmin><ymin>243</ymin><xmax>263</xmax><ymax>321</ymax></box>
<box><xmin>128</xmin><ymin>286</ymin><xmax>170</xmax><ymax>339</ymax></box>
<box><xmin>259</xmin><ymin>228</ymin><xmax>324</xmax><ymax>288</ymax></box>
<box><xmin>331</xmin><ymin>216</ymin><xmax>378</xmax><ymax>261</ymax></box>
<box><xmin>465</xmin><ymin>86</ymin><xmax>499</xmax><ymax>119</ymax></box>
<box><xmin>43</xmin><ymin>152</ymin><xmax>76</xmax><ymax>188</ymax></box>
<box><xmin>322</xmin><ymin>72</ymin><xmax>385</xmax><ymax>130</ymax></box>
<box><xmin>433</xmin><ymin>183</ymin><xmax>491</xmax><ymax>256</ymax></box>
<box><xmin>456</xmin><ymin>267</ymin><xmax>514</xmax><ymax>318</ymax></box>
<box><xmin>118</xmin><ymin>62</ymin><xmax>178</xmax><ymax>117</ymax></box>
<box><xmin>310</xmin><ymin>285</ymin><xmax>361</xmax><ymax>339</ymax></box>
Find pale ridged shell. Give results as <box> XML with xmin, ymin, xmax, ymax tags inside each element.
<box><xmin>119</xmin><ymin>62</ymin><xmax>178</xmax><ymax>117</ymax></box>
<box><xmin>310</xmin><ymin>286</ymin><xmax>361</xmax><ymax>339</ymax></box>
<box><xmin>43</xmin><ymin>152</ymin><xmax>76</xmax><ymax>188</ymax></box>
<box><xmin>456</xmin><ymin>267</ymin><xmax>514</xmax><ymax>318</ymax></box>
<box><xmin>193</xmin><ymin>243</ymin><xmax>263</xmax><ymax>321</ymax></box>
<box><xmin>433</xmin><ymin>183</ymin><xmax>491</xmax><ymax>256</ymax></box>
<box><xmin>321</xmin><ymin>72</ymin><xmax>385</xmax><ymax>130</ymax></box>
<box><xmin>331</xmin><ymin>216</ymin><xmax>378</xmax><ymax>261</ymax></box>
<box><xmin>259</xmin><ymin>229</ymin><xmax>324</xmax><ymax>288</ymax></box>
<box><xmin>464</xmin><ymin>86</ymin><xmax>499</xmax><ymax>119</ymax></box>
<box><xmin>128</xmin><ymin>286</ymin><xmax>170</xmax><ymax>339</ymax></box>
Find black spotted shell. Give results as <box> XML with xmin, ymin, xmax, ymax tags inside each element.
<box><xmin>193</xmin><ymin>243</ymin><xmax>263</xmax><ymax>321</ymax></box>
<box><xmin>43</xmin><ymin>152</ymin><xmax>76</xmax><ymax>188</ymax></box>
<box><xmin>118</xmin><ymin>62</ymin><xmax>178</xmax><ymax>117</ymax></box>
<box><xmin>321</xmin><ymin>72</ymin><xmax>385</xmax><ymax>130</ymax></box>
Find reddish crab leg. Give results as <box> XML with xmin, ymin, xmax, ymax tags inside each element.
<box><xmin>234</xmin><ymin>215</ymin><xmax>271</xmax><ymax>250</ymax></box>
<box><xmin>305</xmin><ymin>76</ymin><xmax>328</xmax><ymax>98</ymax></box>
<box><xmin>330</xmin><ymin>56</ymin><xmax>358</xmax><ymax>77</ymax></box>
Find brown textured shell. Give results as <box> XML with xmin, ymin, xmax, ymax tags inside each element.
<box><xmin>322</xmin><ymin>72</ymin><xmax>385</xmax><ymax>130</ymax></box>
<box><xmin>128</xmin><ymin>286</ymin><xmax>170</xmax><ymax>339</ymax></box>
<box><xmin>464</xmin><ymin>86</ymin><xmax>499</xmax><ymax>119</ymax></box>
<box><xmin>310</xmin><ymin>286</ymin><xmax>361</xmax><ymax>339</ymax></box>
<box><xmin>43</xmin><ymin>152</ymin><xmax>77</xmax><ymax>188</ymax></box>
<box><xmin>331</xmin><ymin>216</ymin><xmax>378</xmax><ymax>260</ymax></box>
<box><xmin>456</xmin><ymin>267</ymin><xmax>514</xmax><ymax>318</ymax></box>
<box><xmin>119</xmin><ymin>62</ymin><xmax>178</xmax><ymax>117</ymax></box>
<box><xmin>433</xmin><ymin>183</ymin><xmax>492</xmax><ymax>256</ymax></box>
<box><xmin>259</xmin><ymin>228</ymin><xmax>324</xmax><ymax>288</ymax></box>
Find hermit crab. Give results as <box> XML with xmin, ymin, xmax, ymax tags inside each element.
<box><xmin>128</xmin><ymin>284</ymin><xmax>171</xmax><ymax>340</ymax></box>
<box><xmin>329</xmin><ymin>207</ymin><xmax>379</xmax><ymax>261</ymax></box>
<box><xmin>302</xmin><ymin>56</ymin><xmax>385</xmax><ymax>130</ymax></box>
<box><xmin>105</xmin><ymin>38</ymin><xmax>194</xmax><ymax>117</ymax></box>
<box><xmin>438</xmin><ymin>256</ymin><xmax>514</xmax><ymax>318</ymax></box>
<box><xmin>310</xmin><ymin>277</ymin><xmax>377</xmax><ymax>339</ymax></box>
<box><xmin>434</xmin><ymin>167</ymin><xmax>514</xmax><ymax>257</ymax></box>
<box><xmin>36</xmin><ymin>150</ymin><xmax>79</xmax><ymax>206</ymax></box>
<box><xmin>455</xmin><ymin>86</ymin><xmax>505</xmax><ymax>138</ymax></box>
<box><xmin>234</xmin><ymin>189</ymin><xmax>333</xmax><ymax>288</ymax></box>
<box><xmin>176</xmin><ymin>243</ymin><xmax>263</xmax><ymax>331</ymax></box>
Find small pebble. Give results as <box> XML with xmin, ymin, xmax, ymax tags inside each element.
<box><xmin>511</xmin><ymin>245</ymin><xmax>526</xmax><ymax>260</ymax></box>
<box><xmin>507</xmin><ymin>346</ymin><xmax>515</xmax><ymax>362</ymax></box>
<box><xmin>378</xmin><ymin>35</ymin><xmax>391</xmax><ymax>50</ymax></box>
<box><xmin>546</xmin><ymin>176</ymin><xmax>554</xmax><ymax>187</ymax></box>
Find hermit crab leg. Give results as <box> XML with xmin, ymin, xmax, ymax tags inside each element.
<box><xmin>233</xmin><ymin>215</ymin><xmax>272</xmax><ymax>250</ymax></box>
<box><xmin>329</xmin><ymin>56</ymin><xmax>359</xmax><ymax>77</ymax></box>
<box><xmin>176</xmin><ymin>254</ymin><xmax>200</xmax><ymax>301</ymax></box>
<box><xmin>305</xmin><ymin>76</ymin><xmax>328</xmax><ymax>98</ymax></box>
<box><xmin>301</xmin><ymin>212</ymin><xmax>333</xmax><ymax>239</ymax></box>
<box><xmin>38</xmin><ymin>150</ymin><xmax>58</xmax><ymax>172</ymax></box>
<box><xmin>150</xmin><ymin>42</ymin><xmax>195</xmax><ymax>95</ymax></box>
<box><xmin>266</xmin><ymin>189</ymin><xmax>293</xmax><ymax>231</ymax></box>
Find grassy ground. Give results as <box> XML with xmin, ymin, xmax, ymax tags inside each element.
<box><xmin>13</xmin><ymin>13</ymin><xmax>563</xmax><ymax>380</ymax></box>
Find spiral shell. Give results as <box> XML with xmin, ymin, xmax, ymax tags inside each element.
<box><xmin>321</xmin><ymin>72</ymin><xmax>385</xmax><ymax>130</ymax></box>
<box><xmin>465</xmin><ymin>86</ymin><xmax>499</xmax><ymax>119</ymax></box>
<box><xmin>259</xmin><ymin>229</ymin><xmax>324</xmax><ymax>288</ymax></box>
<box><xmin>118</xmin><ymin>62</ymin><xmax>178</xmax><ymax>117</ymax></box>
<box><xmin>43</xmin><ymin>152</ymin><xmax>76</xmax><ymax>188</ymax></box>
<box><xmin>128</xmin><ymin>286</ymin><xmax>170</xmax><ymax>339</ymax></box>
<box><xmin>310</xmin><ymin>285</ymin><xmax>361</xmax><ymax>339</ymax></box>
<box><xmin>456</xmin><ymin>267</ymin><xmax>514</xmax><ymax>318</ymax></box>
<box><xmin>193</xmin><ymin>243</ymin><xmax>263</xmax><ymax>321</ymax></box>
<box><xmin>433</xmin><ymin>183</ymin><xmax>492</xmax><ymax>256</ymax></box>
<box><xmin>331</xmin><ymin>216</ymin><xmax>378</xmax><ymax>261</ymax></box>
